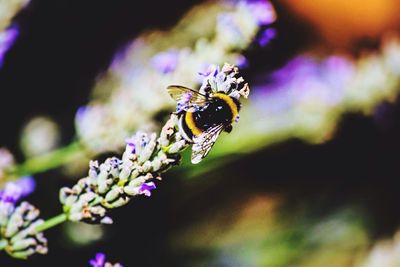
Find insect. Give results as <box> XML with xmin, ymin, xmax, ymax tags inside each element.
<box><xmin>167</xmin><ymin>85</ymin><xmax>241</xmax><ymax>164</ymax></box>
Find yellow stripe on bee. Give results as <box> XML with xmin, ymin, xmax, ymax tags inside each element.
<box><xmin>185</xmin><ymin>111</ymin><xmax>203</xmax><ymax>136</ymax></box>
<box><xmin>213</xmin><ymin>93</ymin><xmax>239</xmax><ymax>122</ymax></box>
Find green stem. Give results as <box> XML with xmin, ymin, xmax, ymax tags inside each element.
<box><xmin>7</xmin><ymin>141</ymin><xmax>83</xmax><ymax>178</ymax></box>
<box><xmin>35</xmin><ymin>213</ymin><xmax>67</xmax><ymax>233</ymax></box>
<box><xmin>0</xmin><ymin>239</ymin><xmax>6</xmax><ymax>251</ymax></box>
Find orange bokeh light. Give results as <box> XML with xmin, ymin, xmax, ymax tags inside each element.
<box><xmin>282</xmin><ymin>0</ymin><xmax>400</xmax><ymax>48</ymax></box>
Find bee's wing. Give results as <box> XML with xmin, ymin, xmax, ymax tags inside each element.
<box><xmin>167</xmin><ymin>85</ymin><xmax>209</xmax><ymax>111</ymax></box>
<box><xmin>191</xmin><ymin>124</ymin><xmax>225</xmax><ymax>164</ymax></box>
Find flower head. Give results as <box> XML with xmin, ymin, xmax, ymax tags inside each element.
<box><xmin>199</xmin><ymin>63</ymin><xmax>249</xmax><ymax>99</ymax></box>
<box><xmin>0</xmin><ymin>202</ymin><xmax>47</xmax><ymax>259</ymax></box>
<box><xmin>0</xmin><ymin>176</ymin><xmax>44</xmax><ymax>259</ymax></box>
<box><xmin>0</xmin><ymin>176</ymin><xmax>36</xmax><ymax>229</ymax></box>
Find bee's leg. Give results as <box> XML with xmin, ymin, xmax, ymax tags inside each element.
<box><xmin>224</xmin><ymin>125</ymin><xmax>233</xmax><ymax>133</ymax></box>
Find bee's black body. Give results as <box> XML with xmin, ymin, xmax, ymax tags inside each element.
<box><xmin>167</xmin><ymin>84</ymin><xmax>245</xmax><ymax>163</ymax></box>
<box><xmin>179</xmin><ymin>93</ymin><xmax>241</xmax><ymax>142</ymax></box>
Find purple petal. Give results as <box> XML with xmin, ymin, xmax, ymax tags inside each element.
<box><xmin>0</xmin><ymin>26</ymin><xmax>19</xmax><ymax>68</ymax></box>
<box><xmin>139</xmin><ymin>182</ymin><xmax>156</xmax><ymax>197</ymax></box>
<box><xmin>89</xmin><ymin>252</ymin><xmax>106</xmax><ymax>267</ymax></box>
<box><xmin>124</xmin><ymin>136</ymin><xmax>137</xmax><ymax>155</ymax></box>
<box><xmin>203</xmin><ymin>65</ymin><xmax>218</xmax><ymax>77</ymax></box>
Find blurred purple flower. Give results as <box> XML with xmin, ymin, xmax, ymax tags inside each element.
<box><xmin>76</xmin><ymin>106</ymin><xmax>87</xmax><ymax>121</ymax></box>
<box><xmin>258</xmin><ymin>28</ymin><xmax>276</xmax><ymax>47</ymax></box>
<box><xmin>0</xmin><ymin>183</ymin><xmax>21</xmax><ymax>203</ymax></box>
<box><xmin>247</xmin><ymin>0</ymin><xmax>276</xmax><ymax>25</ymax></box>
<box><xmin>235</xmin><ymin>55</ymin><xmax>248</xmax><ymax>68</ymax></box>
<box><xmin>89</xmin><ymin>252</ymin><xmax>123</xmax><ymax>267</ymax></box>
<box><xmin>0</xmin><ymin>26</ymin><xmax>19</xmax><ymax>68</ymax></box>
<box><xmin>139</xmin><ymin>182</ymin><xmax>156</xmax><ymax>197</ymax></box>
<box><xmin>15</xmin><ymin>176</ymin><xmax>36</xmax><ymax>197</ymax></box>
<box><xmin>90</xmin><ymin>252</ymin><xmax>106</xmax><ymax>267</ymax></box>
<box><xmin>253</xmin><ymin>55</ymin><xmax>355</xmax><ymax>111</ymax></box>
<box><xmin>264</xmin><ymin>55</ymin><xmax>353</xmax><ymax>91</ymax></box>
<box><xmin>151</xmin><ymin>50</ymin><xmax>179</xmax><ymax>74</ymax></box>
<box><xmin>0</xmin><ymin>176</ymin><xmax>36</xmax><ymax>204</ymax></box>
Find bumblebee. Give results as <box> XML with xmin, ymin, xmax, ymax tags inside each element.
<box><xmin>167</xmin><ymin>85</ymin><xmax>241</xmax><ymax>164</ymax></box>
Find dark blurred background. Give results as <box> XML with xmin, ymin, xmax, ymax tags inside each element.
<box><xmin>1</xmin><ymin>0</ymin><xmax>400</xmax><ymax>266</ymax></box>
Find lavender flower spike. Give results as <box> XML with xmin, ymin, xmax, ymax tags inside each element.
<box><xmin>0</xmin><ymin>181</ymin><xmax>46</xmax><ymax>259</ymax></box>
<box><xmin>59</xmin><ymin>115</ymin><xmax>188</xmax><ymax>224</ymax></box>
<box><xmin>0</xmin><ymin>202</ymin><xmax>47</xmax><ymax>259</ymax></box>
<box><xmin>0</xmin><ymin>150</ymin><xmax>44</xmax><ymax>259</ymax></box>
<box><xmin>59</xmin><ymin>63</ymin><xmax>250</xmax><ymax>224</ymax></box>
<box><xmin>0</xmin><ymin>151</ymin><xmax>46</xmax><ymax>260</ymax></box>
